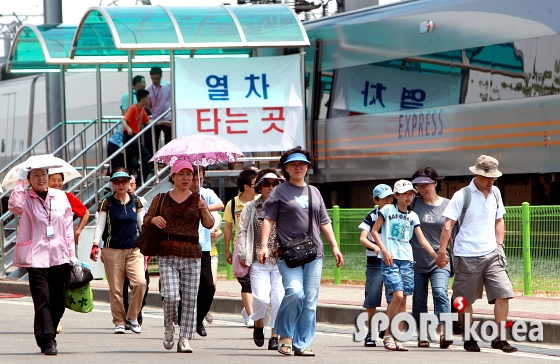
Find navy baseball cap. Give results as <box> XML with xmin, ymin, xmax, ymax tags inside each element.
<box><xmin>373</xmin><ymin>184</ymin><xmax>393</xmax><ymax>199</ymax></box>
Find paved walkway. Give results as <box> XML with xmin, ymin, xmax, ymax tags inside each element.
<box><xmin>89</xmin><ymin>275</ymin><xmax>560</xmax><ymax>322</ymax></box>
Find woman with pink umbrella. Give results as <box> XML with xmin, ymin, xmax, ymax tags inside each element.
<box><xmin>144</xmin><ymin>160</ymin><xmax>214</xmax><ymax>353</ymax></box>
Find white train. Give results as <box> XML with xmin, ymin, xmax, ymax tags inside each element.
<box><xmin>0</xmin><ymin>70</ymin><xmax>167</xmax><ymax>169</ymax></box>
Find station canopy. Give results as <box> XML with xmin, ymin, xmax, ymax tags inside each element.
<box><xmin>8</xmin><ymin>4</ymin><xmax>309</xmax><ymax>73</ymax></box>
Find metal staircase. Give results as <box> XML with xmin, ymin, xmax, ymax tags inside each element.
<box><xmin>0</xmin><ymin>111</ymin><xmax>171</xmax><ymax>278</ymax></box>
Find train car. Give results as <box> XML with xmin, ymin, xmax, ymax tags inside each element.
<box><xmin>0</xmin><ymin>70</ymin><xmax>157</xmax><ymax>168</ymax></box>
<box><xmin>0</xmin><ymin>75</ymin><xmax>46</xmax><ymax>166</ymax></box>
<box><xmin>303</xmin><ymin>0</ymin><xmax>560</xmax><ymax>206</ymax></box>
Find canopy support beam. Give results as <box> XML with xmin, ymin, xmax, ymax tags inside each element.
<box><xmin>96</xmin><ymin>64</ymin><xmax>103</xmax><ymax>167</ymax></box>
<box><xmin>170</xmin><ymin>49</ymin><xmax>176</xmax><ymax>140</ymax></box>
<box><xmin>59</xmin><ymin>65</ymin><xmax>67</xmax><ymax>159</ymax></box>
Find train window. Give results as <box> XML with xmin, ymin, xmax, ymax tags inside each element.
<box><xmin>1</xmin><ymin>139</ymin><xmax>4</xmax><ymax>153</ymax></box>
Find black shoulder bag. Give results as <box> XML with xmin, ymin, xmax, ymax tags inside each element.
<box><xmin>279</xmin><ymin>185</ymin><xmax>318</xmax><ymax>268</ymax></box>
<box><xmin>137</xmin><ymin>193</ymin><xmax>166</xmax><ymax>256</ymax></box>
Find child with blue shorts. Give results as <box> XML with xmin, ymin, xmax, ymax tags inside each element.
<box><xmin>371</xmin><ymin>180</ymin><xmax>438</xmax><ymax>351</ymax></box>
<box><xmin>358</xmin><ymin>184</ymin><xmax>393</xmax><ymax>347</ymax></box>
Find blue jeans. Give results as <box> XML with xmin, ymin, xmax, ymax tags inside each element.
<box><xmin>412</xmin><ymin>268</ymin><xmax>451</xmax><ymax>325</ymax></box>
<box><xmin>275</xmin><ymin>257</ymin><xmax>323</xmax><ymax>351</ymax></box>
<box><xmin>364</xmin><ymin>263</ymin><xmax>383</xmax><ymax>308</ymax></box>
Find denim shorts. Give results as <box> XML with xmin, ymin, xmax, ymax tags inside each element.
<box><xmin>363</xmin><ymin>263</ymin><xmax>384</xmax><ymax>308</ymax></box>
<box><xmin>381</xmin><ymin>259</ymin><xmax>415</xmax><ymax>297</ymax></box>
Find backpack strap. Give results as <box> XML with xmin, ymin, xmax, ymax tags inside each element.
<box><xmin>230</xmin><ymin>197</ymin><xmax>236</xmax><ymax>224</ymax></box>
<box><xmin>458</xmin><ymin>186</ymin><xmax>471</xmax><ymax>230</ymax></box>
<box><xmin>130</xmin><ymin>193</ymin><xmax>139</xmax><ymax>208</ymax></box>
<box><xmin>103</xmin><ymin>196</ymin><xmax>112</xmax><ymax>209</ymax></box>
<box><xmin>492</xmin><ymin>186</ymin><xmax>500</xmax><ymax>215</ymax></box>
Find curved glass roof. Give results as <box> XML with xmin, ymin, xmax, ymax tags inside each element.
<box><xmin>71</xmin><ymin>4</ymin><xmax>307</xmax><ymax>52</ymax></box>
<box><xmin>8</xmin><ymin>4</ymin><xmax>308</xmax><ymax>73</ymax></box>
<box><xmin>9</xmin><ymin>24</ymin><xmax>77</xmax><ymax>72</ymax></box>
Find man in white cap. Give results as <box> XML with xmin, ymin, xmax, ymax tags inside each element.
<box><xmin>436</xmin><ymin>155</ymin><xmax>517</xmax><ymax>353</ymax></box>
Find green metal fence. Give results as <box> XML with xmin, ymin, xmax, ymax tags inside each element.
<box><xmin>148</xmin><ymin>204</ymin><xmax>560</xmax><ymax>295</ymax></box>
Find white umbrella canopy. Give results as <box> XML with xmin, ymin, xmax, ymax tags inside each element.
<box><xmin>49</xmin><ymin>161</ymin><xmax>82</xmax><ymax>184</ymax></box>
<box><xmin>1</xmin><ymin>154</ymin><xmax>66</xmax><ymax>191</ymax></box>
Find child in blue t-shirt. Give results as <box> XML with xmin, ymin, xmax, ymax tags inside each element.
<box><xmin>371</xmin><ymin>180</ymin><xmax>438</xmax><ymax>352</ymax></box>
<box><xmin>358</xmin><ymin>184</ymin><xmax>393</xmax><ymax>347</ymax></box>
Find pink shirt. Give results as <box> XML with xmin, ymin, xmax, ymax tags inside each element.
<box><xmin>8</xmin><ymin>181</ymin><xmax>75</xmax><ymax>268</ymax></box>
<box><xmin>146</xmin><ymin>81</ymin><xmax>171</xmax><ymax>123</ymax></box>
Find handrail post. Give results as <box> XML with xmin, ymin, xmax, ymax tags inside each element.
<box><xmin>0</xmin><ymin>212</ymin><xmax>5</xmax><ymax>278</ymax></box>
<box><xmin>333</xmin><ymin>205</ymin><xmax>341</xmax><ymax>285</ymax></box>
<box><xmin>138</xmin><ymin>139</ymin><xmax>144</xmax><ymax>186</ymax></box>
<box><xmin>522</xmin><ymin>202</ymin><xmax>532</xmax><ymax>296</ymax></box>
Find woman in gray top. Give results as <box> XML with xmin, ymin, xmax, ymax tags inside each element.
<box><xmin>259</xmin><ymin>147</ymin><xmax>343</xmax><ymax>356</ymax></box>
<box><xmin>410</xmin><ymin>167</ymin><xmax>453</xmax><ymax>349</ymax></box>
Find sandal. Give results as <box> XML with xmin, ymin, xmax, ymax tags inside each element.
<box><xmin>294</xmin><ymin>348</ymin><xmax>315</xmax><ymax>356</ymax></box>
<box><xmin>439</xmin><ymin>335</ymin><xmax>453</xmax><ymax>349</ymax></box>
<box><xmin>418</xmin><ymin>340</ymin><xmax>430</xmax><ymax>348</ymax></box>
<box><xmin>383</xmin><ymin>336</ymin><xmax>396</xmax><ymax>351</ymax></box>
<box><xmin>395</xmin><ymin>341</ymin><xmax>409</xmax><ymax>351</ymax></box>
<box><xmin>278</xmin><ymin>340</ymin><xmax>293</xmax><ymax>356</ymax></box>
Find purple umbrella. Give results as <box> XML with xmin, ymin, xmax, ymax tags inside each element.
<box><xmin>150</xmin><ymin>134</ymin><xmax>244</xmax><ymax>166</ymax></box>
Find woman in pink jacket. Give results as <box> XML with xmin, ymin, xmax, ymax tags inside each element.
<box><xmin>8</xmin><ymin>165</ymin><xmax>77</xmax><ymax>356</ymax></box>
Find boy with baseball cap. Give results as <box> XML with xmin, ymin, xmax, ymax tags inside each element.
<box><xmin>358</xmin><ymin>184</ymin><xmax>393</xmax><ymax>347</ymax></box>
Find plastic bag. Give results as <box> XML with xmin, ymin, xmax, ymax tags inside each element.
<box><xmin>66</xmin><ymin>262</ymin><xmax>94</xmax><ymax>290</ymax></box>
<box><xmin>232</xmin><ymin>242</ymin><xmax>250</xmax><ymax>278</ymax></box>
<box><xmin>64</xmin><ymin>283</ymin><xmax>93</xmax><ymax>313</ymax></box>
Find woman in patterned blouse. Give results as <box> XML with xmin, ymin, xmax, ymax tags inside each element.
<box><xmin>237</xmin><ymin>169</ymin><xmax>284</xmax><ymax>351</ymax></box>
<box><xmin>143</xmin><ymin>160</ymin><xmax>214</xmax><ymax>353</ymax></box>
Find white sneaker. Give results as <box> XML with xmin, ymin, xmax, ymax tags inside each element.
<box><xmin>114</xmin><ymin>325</ymin><xmax>125</xmax><ymax>334</ymax></box>
<box><xmin>56</xmin><ymin>322</ymin><xmax>62</xmax><ymax>334</ymax></box>
<box><xmin>163</xmin><ymin>326</ymin><xmax>175</xmax><ymax>350</ymax></box>
<box><xmin>241</xmin><ymin>308</ymin><xmax>254</xmax><ymax>328</ymax></box>
<box><xmin>247</xmin><ymin>318</ymin><xmax>255</xmax><ymax>328</ymax></box>
<box><xmin>127</xmin><ymin>318</ymin><xmax>141</xmax><ymax>334</ymax></box>
<box><xmin>205</xmin><ymin>312</ymin><xmax>213</xmax><ymax>324</ymax></box>
<box><xmin>177</xmin><ymin>338</ymin><xmax>193</xmax><ymax>353</ymax></box>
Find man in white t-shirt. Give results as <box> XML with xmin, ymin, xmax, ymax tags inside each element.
<box><xmin>436</xmin><ymin>155</ymin><xmax>516</xmax><ymax>353</ymax></box>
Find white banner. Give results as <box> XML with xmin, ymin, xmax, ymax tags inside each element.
<box><xmin>175</xmin><ymin>54</ymin><xmax>304</xmax><ymax>152</ymax></box>
<box><xmin>333</xmin><ymin>65</ymin><xmax>461</xmax><ymax>115</ymax></box>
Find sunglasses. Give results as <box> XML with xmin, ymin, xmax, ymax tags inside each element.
<box><xmin>260</xmin><ymin>180</ymin><xmax>280</xmax><ymax>188</ymax></box>
<box><xmin>112</xmin><ymin>179</ymin><xmax>129</xmax><ymax>185</ymax></box>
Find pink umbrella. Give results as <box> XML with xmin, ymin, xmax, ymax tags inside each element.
<box><xmin>150</xmin><ymin>134</ymin><xmax>243</xmax><ymax>167</ymax></box>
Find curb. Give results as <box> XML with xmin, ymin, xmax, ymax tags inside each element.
<box><xmin>2</xmin><ymin>280</ymin><xmax>559</xmax><ymax>344</ymax></box>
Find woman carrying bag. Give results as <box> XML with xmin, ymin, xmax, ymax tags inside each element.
<box><xmin>259</xmin><ymin>147</ymin><xmax>343</xmax><ymax>356</ymax></box>
<box><xmin>90</xmin><ymin>169</ymin><xmax>146</xmax><ymax>335</ymax></box>
<box><xmin>143</xmin><ymin>160</ymin><xmax>214</xmax><ymax>353</ymax></box>
<box><xmin>9</xmin><ymin>163</ymin><xmax>78</xmax><ymax>356</ymax></box>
